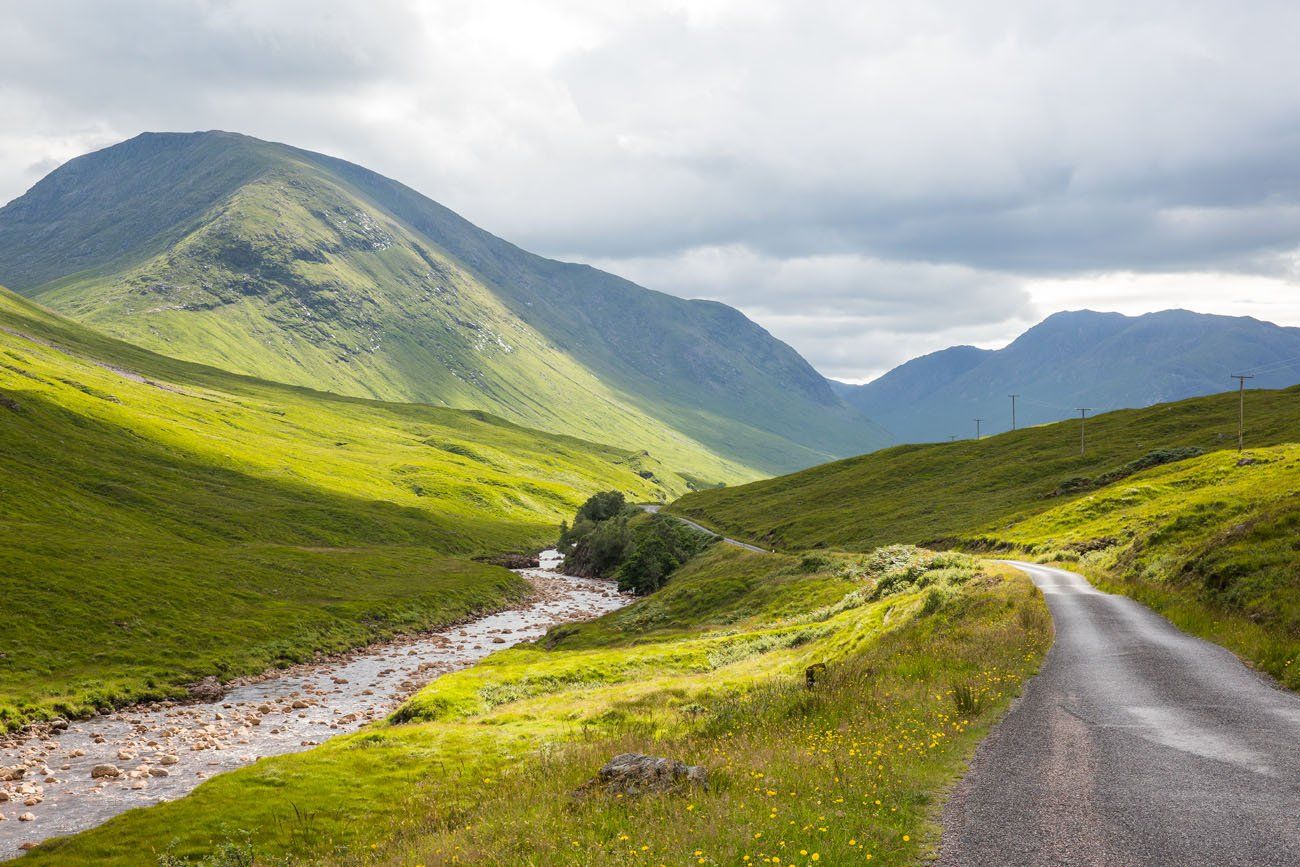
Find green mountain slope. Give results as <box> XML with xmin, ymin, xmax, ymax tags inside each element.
<box><xmin>0</xmin><ymin>285</ymin><xmax>667</xmax><ymax>728</ymax></box>
<box><xmin>840</xmin><ymin>309</ymin><xmax>1300</xmax><ymax>443</ymax></box>
<box><xmin>0</xmin><ymin>131</ymin><xmax>888</xmax><ymax>480</ymax></box>
<box><xmin>669</xmin><ymin>384</ymin><xmax>1300</xmax><ymax>550</ymax></box>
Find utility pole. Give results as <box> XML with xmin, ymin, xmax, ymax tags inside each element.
<box><xmin>1009</xmin><ymin>394</ymin><xmax>1019</xmax><ymax>431</ymax></box>
<box><xmin>1231</xmin><ymin>374</ymin><xmax>1255</xmax><ymax>451</ymax></box>
<box><xmin>1076</xmin><ymin>408</ymin><xmax>1091</xmax><ymax>456</ymax></box>
<box><xmin>974</xmin><ymin>418</ymin><xmax>983</xmax><ymax>440</ymax></box>
<box><xmin>949</xmin><ymin>435</ymin><xmax>957</xmax><ymax>442</ymax></box>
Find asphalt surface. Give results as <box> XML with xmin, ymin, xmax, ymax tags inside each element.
<box><xmin>938</xmin><ymin>561</ymin><xmax>1300</xmax><ymax>866</ymax></box>
<box><xmin>640</xmin><ymin>504</ymin><xmax>768</xmax><ymax>553</ymax></box>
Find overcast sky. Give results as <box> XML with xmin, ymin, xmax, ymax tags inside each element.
<box><xmin>4</xmin><ymin>1</ymin><xmax>1300</xmax><ymax>381</ymax></box>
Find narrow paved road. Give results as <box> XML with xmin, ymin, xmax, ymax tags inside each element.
<box><xmin>640</xmin><ymin>505</ymin><xmax>768</xmax><ymax>553</ymax></box>
<box><xmin>939</xmin><ymin>562</ymin><xmax>1300</xmax><ymax>867</ymax></box>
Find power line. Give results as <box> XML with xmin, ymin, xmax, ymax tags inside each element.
<box><xmin>1237</xmin><ymin>353</ymin><xmax>1300</xmax><ymax>378</ymax></box>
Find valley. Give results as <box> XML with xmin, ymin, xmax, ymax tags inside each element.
<box><xmin>0</xmin><ymin>285</ymin><xmax>667</xmax><ymax>730</ymax></box>
<box><xmin>3</xmin><ymin>122</ymin><xmax>1300</xmax><ymax>866</ymax></box>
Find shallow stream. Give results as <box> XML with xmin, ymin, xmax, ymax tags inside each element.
<box><xmin>0</xmin><ymin>554</ymin><xmax>627</xmax><ymax>857</ymax></box>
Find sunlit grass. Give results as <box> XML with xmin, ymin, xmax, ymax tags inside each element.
<box><xmin>0</xmin><ymin>286</ymin><xmax>668</xmax><ymax>728</ymax></box>
<box><xmin>28</xmin><ymin>547</ymin><xmax>1051</xmax><ymax>865</ymax></box>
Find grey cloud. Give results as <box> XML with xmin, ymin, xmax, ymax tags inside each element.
<box><xmin>4</xmin><ymin>0</ymin><xmax>1300</xmax><ymax>381</ymax></box>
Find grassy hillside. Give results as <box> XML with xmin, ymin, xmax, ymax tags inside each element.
<box><xmin>27</xmin><ymin>545</ymin><xmax>1050</xmax><ymax>865</ymax></box>
<box><xmin>0</xmin><ymin>286</ymin><xmax>667</xmax><ymax>729</ymax></box>
<box><xmin>0</xmin><ymin>131</ymin><xmax>889</xmax><ymax>479</ymax></box>
<box><xmin>672</xmin><ymin>387</ymin><xmax>1300</xmax><ymax>688</ymax></box>
<box><xmin>671</xmin><ymin>385</ymin><xmax>1300</xmax><ymax>551</ymax></box>
<box><xmin>976</xmin><ymin>443</ymin><xmax>1300</xmax><ymax>689</ymax></box>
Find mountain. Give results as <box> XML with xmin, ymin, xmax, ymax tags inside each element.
<box><xmin>0</xmin><ymin>282</ymin><xmax>670</xmax><ymax>728</ymax></box>
<box><xmin>838</xmin><ymin>309</ymin><xmax>1300</xmax><ymax>443</ymax></box>
<box><xmin>0</xmin><ymin>131</ymin><xmax>888</xmax><ymax>481</ymax></box>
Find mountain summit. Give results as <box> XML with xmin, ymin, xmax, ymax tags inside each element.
<box><xmin>838</xmin><ymin>308</ymin><xmax>1300</xmax><ymax>443</ymax></box>
<box><xmin>0</xmin><ymin>131</ymin><xmax>887</xmax><ymax>480</ymax></box>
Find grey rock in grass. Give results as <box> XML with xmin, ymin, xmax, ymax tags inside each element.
<box><xmin>579</xmin><ymin>753</ymin><xmax>707</xmax><ymax>797</ymax></box>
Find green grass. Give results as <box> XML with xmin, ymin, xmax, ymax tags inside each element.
<box><xmin>670</xmin><ymin>388</ymin><xmax>1300</xmax><ymax>690</ymax></box>
<box><xmin>972</xmin><ymin>443</ymin><xmax>1300</xmax><ymax>688</ymax></box>
<box><xmin>0</xmin><ymin>286</ymin><xmax>672</xmax><ymax>729</ymax></box>
<box><xmin>26</xmin><ymin>546</ymin><xmax>1050</xmax><ymax>865</ymax></box>
<box><xmin>670</xmin><ymin>386</ymin><xmax>1300</xmax><ymax>552</ymax></box>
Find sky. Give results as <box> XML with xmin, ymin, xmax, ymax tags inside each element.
<box><xmin>4</xmin><ymin>0</ymin><xmax>1300</xmax><ymax>382</ymax></box>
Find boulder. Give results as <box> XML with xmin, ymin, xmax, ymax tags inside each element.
<box><xmin>187</xmin><ymin>676</ymin><xmax>224</xmax><ymax>702</ymax></box>
<box><xmin>0</xmin><ymin>766</ymin><xmax>23</xmax><ymax>782</ymax></box>
<box><xmin>90</xmin><ymin>764</ymin><xmax>121</xmax><ymax>779</ymax></box>
<box><xmin>578</xmin><ymin>753</ymin><xmax>707</xmax><ymax>797</ymax></box>
<box><xmin>159</xmin><ymin>754</ymin><xmax>179</xmax><ymax>766</ymax></box>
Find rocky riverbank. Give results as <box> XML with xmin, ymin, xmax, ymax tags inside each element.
<box><xmin>0</xmin><ymin>556</ymin><xmax>628</xmax><ymax>858</ymax></box>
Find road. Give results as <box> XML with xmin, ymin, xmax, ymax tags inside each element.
<box><xmin>938</xmin><ymin>561</ymin><xmax>1300</xmax><ymax>867</ymax></box>
<box><xmin>640</xmin><ymin>504</ymin><xmax>768</xmax><ymax>554</ymax></box>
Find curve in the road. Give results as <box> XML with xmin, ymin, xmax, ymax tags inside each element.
<box><xmin>640</xmin><ymin>504</ymin><xmax>768</xmax><ymax>554</ymax></box>
<box><xmin>939</xmin><ymin>561</ymin><xmax>1300</xmax><ymax>867</ymax></box>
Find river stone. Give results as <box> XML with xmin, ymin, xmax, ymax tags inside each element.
<box><xmin>579</xmin><ymin>753</ymin><xmax>708</xmax><ymax>797</ymax></box>
<box><xmin>159</xmin><ymin>754</ymin><xmax>179</xmax><ymax>765</ymax></box>
<box><xmin>90</xmin><ymin>764</ymin><xmax>121</xmax><ymax>779</ymax></box>
<box><xmin>187</xmin><ymin>676</ymin><xmax>224</xmax><ymax>702</ymax></box>
<box><xmin>0</xmin><ymin>766</ymin><xmax>23</xmax><ymax>781</ymax></box>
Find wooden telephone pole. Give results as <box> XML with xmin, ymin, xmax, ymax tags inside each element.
<box><xmin>1231</xmin><ymin>374</ymin><xmax>1255</xmax><ymax>451</ymax></box>
<box><xmin>1076</xmin><ymin>408</ymin><xmax>1092</xmax><ymax>456</ymax></box>
<box><xmin>1009</xmin><ymin>394</ymin><xmax>1019</xmax><ymax>431</ymax></box>
<box><xmin>974</xmin><ymin>418</ymin><xmax>983</xmax><ymax>440</ymax></box>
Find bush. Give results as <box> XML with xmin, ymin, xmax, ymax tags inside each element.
<box><xmin>558</xmin><ymin>491</ymin><xmax>712</xmax><ymax>593</ymax></box>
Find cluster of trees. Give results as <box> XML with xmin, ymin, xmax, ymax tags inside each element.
<box><xmin>558</xmin><ymin>492</ymin><xmax>713</xmax><ymax>594</ymax></box>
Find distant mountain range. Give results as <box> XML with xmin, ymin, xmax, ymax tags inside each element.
<box><xmin>0</xmin><ymin>131</ymin><xmax>888</xmax><ymax>483</ymax></box>
<box><xmin>835</xmin><ymin>309</ymin><xmax>1300</xmax><ymax>443</ymax></box>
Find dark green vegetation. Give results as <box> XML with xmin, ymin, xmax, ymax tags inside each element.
<box><xmin>674</xmin><ymin>386</ymin><xmax>1300</xmax><ymax>687</ymax></box>
<box><xmin>28</xmin><ymin>546</ymin><xmax>1050</xmax><ymax>865</ymax></box>
<box><xmin>559</xmin><ymin>492</ymin><xmax>715</xmax><ymax>594</ymax></box>
<box><xmin>0</xmin><ymin>286</ymin><xmax>668</xmax><ymax>729</ymax></box>
<box><xmin>0</xmin><ymin>131</ymin><xmax>888</xmax><ymax>480</ymax></box>
<box><xmin>836</xmin><ymin>309</ymin><xmax>1300</xmax><ymax>443</ymax></box>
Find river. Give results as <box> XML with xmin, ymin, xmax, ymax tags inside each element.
<box><xmin>0</xmin><ymin>553</ymin><xmax>628</xmax><ymax>857</ymax></box>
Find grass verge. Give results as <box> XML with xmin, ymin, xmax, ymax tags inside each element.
<box><xmin>968</xmin><ymin>443</ymin><xmax>1300</xmax><ymax>688</ymax></box>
